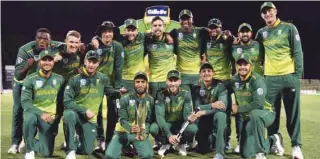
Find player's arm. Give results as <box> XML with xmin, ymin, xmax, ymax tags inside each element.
<box><xmin>14</xmin><ymin>48</ymin><xmax>34</xmax><ymax>81</ymax></box>
<box><xmin>145</xmin><ymin>98</ymin><xmax>155</xmax><ymax>134</ymax></box>
<box><xmin>21</xmin><ymin>77</ymin><xmax>43</xmax><ymax>115</ymax></box>
<box><xmin>56</xmin><ymin>77</ymin><xmax>66</xmax><ymax>117</ymax></box>
<box><xmin>192</xmin><ymin>85</ymin><xmax>213</xmax><ymax>114</ymax></box>
<box><xmin>91</xmin><ymin>36</ymin><xmax>101</xmax><ymax>49</ymax></box>
<box><xmin>103</xmin><ymin>76</ymin><xmax>121</xmax><ymax>99</ymax></box>
<box><xmin>164</xmin><ymin>32</ymin><xmax>174</xmax><ymax>44</ymax></box>
<box><xmin>289</xmin><ymin>24</ymin><xmax>304</xmax><ymax>78</ymax></box>
<box><xmin>63</xmin><ymin>77</ymin><xmax>87</xmax><ymax>114</ymax></box>
<box><xmin>114</xmin><ymin>43</ymin><xmax>124</xmax><ymax>89</ymax></box>
<box><xmin>155</xmin><ymin>94</ymin><xmax>172</xmax><ymax>139</ymax></box>
<box><xmin>169</xmin><ymin>29</ymin><xmax>178</xmax><ymax>54</ymax></box>
<box><xmin>119</xmin><ymin>96</ymin><xmax>132</xmax><ymax>133</ymax></box>
<box><xmin>199</xmin><ymin>27</ymin><xmax>209</xmax><ymax>61</ymax></box>
<box><xmin>238</xmin><ymin>78</ymin><xmax>266</xmax><ymax>113</ymax></box>
<box><xmin>183</xmin><ymin>91</ymin><xmax>193</xmax><ymax>121</ymax></box>
<box><xmin>255</xmin><ymin>29</ymin><xmax>263</xmax><ymax>43</ymax></box>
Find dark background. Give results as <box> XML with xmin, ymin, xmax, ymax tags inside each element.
<box><xmin>2</xmin><ymin>1</ymin><xmax>319</xmax><ymax>79</ymax></box>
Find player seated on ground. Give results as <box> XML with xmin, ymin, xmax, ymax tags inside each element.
<box><xmin>105</xmin><ymin>72</ymin><xmax>154</xmax><ymax>159</ymax></box>
<box><xmin>230</xmin><ymin>54</ymin><xmax>284</xmax><ymax>159</ymax></box>
<box><xmin>149</xmin><ymin>70</ymin><xmax>198</xmax><ymax>156</ymax></box>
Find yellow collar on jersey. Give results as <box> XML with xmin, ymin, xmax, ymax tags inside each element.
<box><xmin>82</xmin><ymin>66</ymin><xmax>96</xmax><ymax>77</ymax></box>
<box><xmin>270</xmin><ymin>18</ymin><xmax>281</xmax><ymax>28</ymax></box>
<box><xmin>39</xmin><ymin>69</ymin><xmax>51</xmax><ymax>78</ymax></box>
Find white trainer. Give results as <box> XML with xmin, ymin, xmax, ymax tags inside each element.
<box><xmin>256</xmin><ymin>153</ymin><xmax>266</xmax><ymax>159</ymax></box>
<box><xmin>158</xmin><ymin>144</ymin><xmax>170</xmax><ymax>156</ymax></box>
<box><xmin>292</xmin><ymin>146</ymin><xmax>304</xmax><ymax>159</ymax></box>
<box><xmin>274</xmin><ymin>133</ymin><xmax>285</xmax><ymax>156</ymax></box>
<box><xmin>234</xmin><ymin>144</ymin><xmax>240</xmax><ymax>153</ymax></box>
<box><xmin>19</xmin><ymin>139</ymin><xmax>26</xmax><ymax>153</ymax></box>
<box><xmin>65</xmin><ymin>150</ymin><xmax>76</xmax><ymax>159</ymax></box>
<box><xmin>178</xmin><ymin>144</ymin><xmax>187</xmax><ymax>156</ymax></box>
<box><xmin>25</xmin><ymin>151</ymin><xmax>35</xmax><ymax>159</ymax></box>
<box><xmin>94</xmin><ymin>141</ymin><xmax>106</xmax><ymax>151</ymax></box>
<box><xmin>7</xmin><ymin>144</ymin><xmax>18</xmax><ymax>154</ymax></box>
<box><xmin>213</xmin><ymin>153</ymin><xmax>224</xmax><ymax>159</ymax></box>
<box><xmin>225</xmin><ymin>142</ymin><xmax>232</xmax><ymax>151</ymax></box>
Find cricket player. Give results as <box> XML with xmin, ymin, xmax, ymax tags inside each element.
<box><xmin>63</xmin><ymin>50</ymin><xmax>125</xmax><ymax>158</ymax></box>
<box><xmin>105</xmin><ymin>72</ymin><xmax>154</xmax><ymax>159</ymax></box>
<box><xmin>8</xmin><ymin>28</ymin><xmax>60</xmax><ymax>154</ymax></box>
<box><xmin>202</xmin><ymin>18</ymin><xmax>237</xmax><ymax>151</ymax></box>
<box><xmin>230</xmin><ymin>54</ymin><xmax>284</xmax><ymax>159</ymax></box>
<box><xmin>145</xmin><ymin>16</ymin><xmax>175</xmax><ymax>97</ymax></box>
<box><xmin>189</xmin><ymin>63</ymin><xmax>227</xmax><ymax>159</ymax></box>
<box><xmin>256</xmin><ymin>2</ymin><xmax>304</xmax><ymax>158</ymax></box>
<box><xmin>149</xmin><ymin>70</ymin><xmax>198</xmax><ymax>156</ymax></box>
<box><xmin>21</xmin><ymin>49</ymin><xmax>64</xmax><ymax>159</ymax></box>
<box><xmin>170</xmin><ymin>9</ymin><xmax>207</xmax><ymax>92</ymax></box>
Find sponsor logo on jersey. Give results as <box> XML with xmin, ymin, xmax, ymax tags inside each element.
<box><xmin>237</xmin><ymin>48</ymin><xmax>242</xmax><ymax>54</ymax></box>
<box><xmin>17</xmin><ymin>57</ymin><xmax>23</xmax><ymax>64</ymax></box>
<box><xmin>80</xmin><ymin>79</ymin><xmax>86</xmax><ymax>86</ymax></box>
<box><xmin>165</xmin><ymin>97</ymin><xmax>170</xmax><ymax>103</ymax></box>
<box><xmin>63</xmin><ymin>58</ymin><xmax>68</xmax><ymax>64</ymax></box>
<box><xmin>178</xmin><ymin>32</ymin><xmax>183</xmax><ymax>39</ymax></box>
<box><xmin>193</xmin><ymin>33</ymin><xmax>197</xmax><ymax>38</ymax></box>
<box><xmin>207</xmin><ymin>42</ymin><xmax>211</xmax><ymax>49</ymax></box>
<box><xmin>262</xmin><ymin>31</ymin><xmax>268</xmax><ymax>39</ymax></box>
<box><xmin>96</xmin><ymin>79</ymin><xmax>100</xmax><ymax>85</ymax></box>
<box><xmin>52</xmin><ymin>79</ymin><xmax>57</xmax><ymax>86</ymax></box>
<box><xmin>97</xmin><ymin>49</ymin><xmax>102</xmax><ymax>55</ymax></box>
<box><xmin>200</xmin><ymin>89</ymin><xmax>205</xmax><ymax>96</ymax></box>
<box><xmin>152</xmin><ymin>44</ymin><xmax>158</xmax><ymax>50</ymax></box>
<box><xmin>145</xmin><ymin>6</ymin><xmax>169</xmax><ymax>17</ymax></box>
<box><xmin>278</xmin><ymin>30</ymin><xmax>282</xmax><ymax>35</ymax></box>
<box><xmin>257</xmin><ymin>88</ymin><xmax>263</xmax><ymax>95</ymax></box>
<box><xmin>235</xmin><ymin>82</ymin><xmax>239</xmax><ymax>89</ymax></box>
<box><xmin>36</xmin><ymin>80</ymin><xmax>43</xmax><ymax>88</ymax></box>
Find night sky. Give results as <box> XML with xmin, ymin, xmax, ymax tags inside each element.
<box><xmin>2</xmin><ymin>1</ymin><xmax>319</xmax><ymax>79</ymax></box>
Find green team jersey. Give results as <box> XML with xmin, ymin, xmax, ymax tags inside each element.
<box><xmin>255</xmin><ymin>19</ymin><xmax>303</xmax><ymax>77</ymax></box>
<box><xmin>115</xmin><ymin>92</ymin><xmax>154</xmax><ymax>133</ymax></box>
<box><xmin>14</xmin><ymin>40</ymin><xmax>61</xmax><ymax>82</ymax></box>
<box><xmin>121</xmin><ymin>32</ymin><xmax>146</xmax><ymax>81</ymax></box>
<box><xmin>230</xmin><ymin>71</ymin><xmax>273</xmax><ymax>119</ymax></box>
<box><xmin>95</xmin><ymin>40</ymin><xmax>124</xmax><ymax>88</ymax></box>
<box><xmin>204</xmin><ymin>33</ymin><xmax>234</xmax><ymax>80</ymax></box>
<box><xmin>232</xmin><ymin>40</ymin><xmax>264</xmax><ymax>75</ymax></box>
<box><xmin>63</xmin><ymin>67</ymin><xmax>120</xmax><ymax>123</ymax></box>
<box><xmin>170</xmin><ymin>27</ymin><xmax>206</xmax><ymax>75</ymax></box>
<box><xmin>155</xmin><ymin>88</ymin><xmax>192</xmax><ymax>138</ymax></box>
<box><xmin>52</xmin><ymin>43</ymin><xmax>80</xmax><ymax>81</ymax></box>
<box><xmin>192</xmin><ymin>79</ymin><xmax>228</xmax><ymax>114</ymax></box>
<box><xmin>145</xmin><ymin>33</ymin><xmax>175</xmax><ymax>82</ymax></box>
<box><xmin>21</xmin><ymin>70</ymin><xmax>64</xmax><ymax>117</ymax></box>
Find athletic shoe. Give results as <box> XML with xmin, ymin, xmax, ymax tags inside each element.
<box><xmin>178</xmin><ymin>144</ymin><xmax>187</xmax><ymax>156</ymax></box>
<box><xmin>256</xmin><ymin>153</ymin><xmax>266</xmax><ymax>159</ymax></box>
<box><xmin>65</xmin><ymin>150</ymin><xmax>76</xmax><ymax>159</ymax></box>
<box><xmin>25</xmin><ymin>151</ymin><xmax>35</xmax><ymax>159</ymax></box>
<box><xmin>273</xmin><ymin>133</ymin><xmax>285</xmax><ymax>156</ymax></box>
<box><xmin>213</xmin><ymin>153</ymin><xmax>224</xmax><ymax>159</ymax></box>
<box><xmin>234</xmin><ymin>144</ymin><xmax>240</xmax><ymax>153</ymax></box>
<box><xmin>292</xmin><ymin>146</ymin><xmax>304</xmax><ymax>159</ymax></box>
<box><xmin>225</xmin><ymin>142</ymin><xmax>232</xmax><ymax>151</ymax></box>
<box><xmin>7</xmin><ymin>144</ymin><xmax>18</xmax><ymax>154</ymax></box>
<box><xmin>60</xmin><ymin>141</ymin><xmax>67</xmax><ymax>150</ymax></box>
<box><xmin>152</xmin><ymin>141</ymin><xmax>161</xmax><ymax>150</ymax></box>
<box><xmin>19</xmin><ymin>139</ymin><xmax>26</xmax><ymax>153</ymax></box>
<box><xmin>94</xmin><ymin>140</ymin><xmax>106</xmax><ymax>151</ymax></box>
<box><xmin>158</xmin><ymin>144</ymin><xmax>170</xmax><ymax>156</ymax></box>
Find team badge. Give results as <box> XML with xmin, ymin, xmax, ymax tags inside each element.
<box><xmin>34</xmin><ymin>55</ymin><xmax>40</xmax><ymax>61</ymax></box>
<box><xmin>295</xmin><ymin>34</ymin><xmax>300</xmax><ymax>41</ymax></box>
<box><xmin>278</xmin><ymin>30</ymin><xmax>282</xmax><ymax>35</ymax></box>
<box><xmin>193</xmin><ymin>33</ymin><xmax>197</xmax><ymax>38</ymax></box>
<box><xmin>17</xmin><ymin>57</ymin><xmax>23</xmax><ymax>64</ymax></box>
<box><xmin>63</xmin><ymin>58</ymin><xmax>68</xmax><ymax>64</ymax></box>
<box><xmin>155</xmin><ymin>100</ymin><xmax>159</xmax><ymax>104</ymax></box>
<box><xmin>199</xmin><ymin>89</ymin><xmax>205</xmax><ymax>96</ymax></box>
<box><xmin>251</xmin><ymin>48</ymin><xmax>255</xmax><ymax>52</ymax></box>
<box><xmin>257</xmin><ymin>88</ymin><xmax>263</xmax><ymax>95</ymax></box>
<box><xmin>178</xmin><ymin>33</ymin><xmax>183</xmax><ymax>39</ymax></box>
<box><xmin>129</xmin><ymin>100</ymin><xmax>135</xmax><ymax>106</ymax></box>
<box><xmin>66</xmin><ymin>85</ymin><xmax>70</xmax><ymax>89</ymax></box>
<box><xmin>246</xmin><ymin>83</ymin><xmax>250</xmax><ymax>89</ymax></box>
<box><xmin>22</xmin><ymin>86</ymin><xmax>25</xmax><ymax>90</ymax></box>
<box><xmin>235</xmin><ymin>82</ymin><xmax>239</xmax><ymax>89</ymax></box>
<box><xmin>80</xmin><ymin>79</ymin><xmax>86</xmax><ymax>86</ymax></box>
<box><xmin>152</xmin><ymin>44</ymin><xmax>158</xmax><ymax>50</ymax></box>
<box><xmin>165</xmin><ymin>97</ymin><xmax>170</xmax><ymax>103</ymax></box>
<box><xmin>237</xmin><ymin>48</ymin><xmax>242</xmax><ymax>54</ymax></box>
<box><xmin>262</xmin><ymin>31</ymin><xmax>268</xmax><ymax>38</ymax></box>
<box><xmin>52</xmin><ymin>79</ymin><xmax>57</xmax><ymax>86</ymax></box>
<box><xmin>97</xmin><ymin>49</ymin><xmax>102</xmax><ymax>55</ymax></box>
<box><xmin>96</xmin><ymin>79</ymin><xmax>100</xmax><ymax>84</ymax></box>
<box><xmin>206</xmin><ymin>42</ymin><xmax>211</xmax><ymax>49</ymax></box>
<box><xmin>36</xmin><ymin>80</ymin><xmax>43</xmax><ymax>88</ymax></box>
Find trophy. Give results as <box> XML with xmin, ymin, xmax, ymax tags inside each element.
<box><xmin>135</xmin><ymin>102</ymin><xmax>148</xmax><ymax>140</ymax></box>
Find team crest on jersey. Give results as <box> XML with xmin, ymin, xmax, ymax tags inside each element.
<box><xmin>178</xmin><ymin>33</ymin><xmax>183</xmax><ymax>39</ymax></box>
<box><xmin>129</xmin><ymin>100</ymin><xmax>135</xmax><ymax>106</ymax></box>
<box><xmin>251</xmin><ymin>48</ymin><xmax>255</xmax><ymax>52</ymax></box>
<box><xmin>199</xmin><ymin>89</ymin><xmax>205</xmax><ymax>96</ymax></box>
<box><xmin>97</xmin><ymin>49</ymin><xmax>102</xmax><ymax>55</ymax></box>
<box><xmin>155</xmin><ymin>100</ymin><xmax>159</xmax><ymax>104</ymax></box>
<box><xmin>152</xmin><ymin>44</ymin><xmax>158</xmax><ymax>50</ymax></box>
<box><xmin>52</xmin><ymin>79</ymin><xmax>57</xmax><ymax>86</ymax></box>
<box><xmin>63</xmin><ymin>58</ymin><xmax>68</xmax><ymax>64</ymax></box>
<box><xmin>34</xmin><ymin>55</ymin><xmax>40</xmax><ymax>61</ymax></box>
<box><xmin>262</xmin><ymin>31</ymin><xmax>268</xmax><ymax>39</ymax></box>
<box><xmin>36</xmin><ymin>80</ymin><xmax>43</xmax><ymax>88</ymax></box>
<box><xmin>165</xmin><ymin>97</ymin><xmax>170</xmax><ymax>103</ymax></box>
<box><xmin>206</xmin><ymin>42</ymin><xmax>211</xmax><ymax>49</ymax></box>
<box><xmin>257</xmin><ymin>88</ymin><xmax>263</xmax><ymax>95</ymax></box>
<box><xmin>193</xmin><ymin>33</ymin><xmax>197</xmax><ymax>38</ymax></box>
<box><xmin>278</xmin><ymin>30</ymin><xmax>282</xmax><ymax>35</ymax></box>
<box><xmin>237</xmin><ymin>48</ymin><xmax>242</xmax><ymax>54</ymax></box>
<box><xmin>80</xmin><ymin>79</ymin><xmax>86</xmax><ymax>86</ymax></box>
<box><xmin>235</xmin><ymin>82</ymin><xmax>239</xmax><ymax>89</ymax></box>
<box><xmin>96</xmin><ymin>79</ymin><xmax>100</xmax><ymax>84</ymax></box>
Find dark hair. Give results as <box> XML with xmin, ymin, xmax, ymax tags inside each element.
<box><xmin>36</xmin><ymin>28</ymin><xmax>51</xmax><ymax>35</ymax></box>
<box><xmin>66</xmin><ymin>30</ymin><xmax>81</xmax><ymax>39</ymax></box>
<box><xmin>151</xmin><ymin>16</ymin><xmax>164</xmax><ymax>24</ymax></box>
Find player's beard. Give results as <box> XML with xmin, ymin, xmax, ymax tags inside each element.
<box><xmin>239</xmin><ymin>68</ymin><xmax>249</xmax><ymax>77</ymax></box>
<box><xmin>240</xmin><ymin>35</ymin><xmax>250</xmax><ymax>44</ymax></box>
<box><xmin>135</xmin><ymin>87</ymin><xmax>147</xmax><ymax>95</ymax></box>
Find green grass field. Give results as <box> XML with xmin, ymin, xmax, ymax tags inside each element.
<box><xmin>1</xmin><ymin>93</ymin><xmax>320</xmax><ymax>159</ymax></box>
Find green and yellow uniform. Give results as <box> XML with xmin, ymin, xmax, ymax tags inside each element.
<box><xmin>170</xmin><ymin>27</ymin><xmax>207</xmax><ymax>91</ymax></box>
<box><xmin>192</xmin><ymin>79</ymin><xmax>227</xmax><ymax>154</ymax></box>
<box><xmin>256</xmin><ymin>18</ymin><xmax>303</xmax><ymax>146</ymax></box>
<box><xmin>106</xmin><ymin>92</ymin><xmax>154</xmax><ymax>159</ymax></box>
<box><xmin>145</xmin><ymin>33</ymin><xmax>175</xmax><ymax>97</ymax></box>
<box><xmin>11</xmin><ymin>40</ymin><xmax>60</xmax><ymax>146</ymax></box>
<box><xmin>63</xmin><ymin>67</ymin><xmax>120</xmax><ymax>154</ymax></box>
<box><xmin>21</xmin><ymin>67</ymin><xmax>64</xmax><ymax>156</ymax></box>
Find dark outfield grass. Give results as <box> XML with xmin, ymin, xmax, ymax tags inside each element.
<box><xmin>1</xmin><ymin>94</ymin><xmax>320</xmax><ymax>159</ymax></box>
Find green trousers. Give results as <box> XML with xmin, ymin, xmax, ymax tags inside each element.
<box><xmin>180</xmin><ymin>73</ymin><xmax>200</xmax><ymax>92</ymax></box>
<box><xmin>149</xmin><ymin>121</ymin><xmax>198</xmax><ymax>144</ymax></box>
<box><xmin>63</xmin><ymin>110</ymin><xmax>97</xmax><ymax>155</ymax></box>
<box><xmin>196</xmin><ymin>112</ymin><xmax>226</xmax><ymax>154</ymax></box>
<box><xmin>23</xmin><ymin>112</ymin><xmax>59</xmax><ymax>157</ymax></box>
<box><xmin>149</xmin><ymin>81</ymin><xmax>167</xmax><ymax>97</ymax></box>
<box><xmin>265</xmin><ymin>74</ymin><xmax>301</xmax><ymax>146</ymax></box>
<box><xmin>105</xmin><ymin>132</ymin><xmax>153</xmax><ymax>159</ymax></box>
<box><xmin>122</xmin><ymin>80</ymin><xmax>134</xmax><ymax>93</ymax></box>
<box><xmin>240</xmin><ymin>109</ymin><xmax>275</xmax><ymax>158</ymax></box>
<box><xmin>11</xmin><ymin>80</ymin><xmax>24</xmax><ymax>145</ymax></box>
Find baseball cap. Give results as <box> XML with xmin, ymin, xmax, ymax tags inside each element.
<box><xmin>179</xmin><ymin>9</ymin><xmax>193</xmax><ymax>19</ymax></box>
<box><xmin>95</xmin><ymin>21</ymin><xmax>118</xmax><ymax>36</ymax></box>
<box><xmin>39</xmin><ymin>49</ymin><xmax>54</xmax><ymax>60</ymax></box>
<box><xmin>260</xmin><ymin>2</ymin><xmax>276</xmax><ymax>13</ymax></box>
<box><xmin>134</xmin><ymin>72</ymin><xmax>148</xmax><ymax>81</ymax></box>
<box><xmin>238</xmin><ymin>23</ymin><xmax>253</xmax><ymax>32</ymax></box>
<box><xmin>167</xmin><ymin>70</ymin><xmax>180</xmax><ymax>79</ymax></box>
<box><xmin>208</xmin><ymin>18</ymin><xmax>222</xmax><ymax>28</ymax></box>
<box><xmin>236</xmin><ymin>54</ymin><xmax>251</xmax><ymax>64</ymax></box>
<box><xmin>85</xmin><ymin>50</ymin><xmax>100</xmax><ymax>60</ymax></box>
<box><xmin>200</xmin><ymin>62</ymin><xmax>214</xmax><ymax>71</ymax></box>
<box><xmin>124</xmin><ymin>19</ymin><xmax>138</xmax><ymax>29</ymax></box>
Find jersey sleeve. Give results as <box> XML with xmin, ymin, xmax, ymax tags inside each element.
<box><xmin>289</xmin><ymin>24</ymin><xmax>303</xmax><ymax>78</ymax></box>
<box><xmin>21</xmin><ymin>77</ymin><xmax>43</xmax><ymax>115</ymax></box>
<box><xmin>103</xmin><ymin>76</ymin><xmax>120</xmax><ymax>99</ymax></box>
<box><xmin>155</xmin><ymin>93</ymin><xmax>172</xmax><ymax>138</ymax></box>
<box><xmin>183</xmin><ymin>91</ymin><xmax>193</xmax><ymax>121</ymax></box>
<box><xmin>217</xmin><ymin>83</ymin><xmax>228</xmax><ymax>112</ymax></box>
<box><xmin>14</xmin><ymin>48</ymin><xmax>32</xmax><ymax>81</ymax></box>
<box><xmin>169</xmin><ymin>29</ymin><xmax>178</xmax><ymax>54</ymax></box>
<box><xmin>114</xmin><ymin>43</ymin><xmax>124</xmax><ymax>88</ymax></box>
<box><xmin>119</xmin><ymin>96</ymin><xmax>132</xmax><ymax>133</ymax></box>
<box><xmin>199</xmin><ymin>27</ymin><xmax>209</xmax><ymax>57</ymax></box>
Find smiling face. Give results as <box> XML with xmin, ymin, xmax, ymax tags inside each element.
<box><xmin>39</xmin><ymin>56</ymin><xmax>54</xmax><ymax>72</ymax></box>
<box><xmin>101</xmin><ymin>29</ymin><xmax>114</xmax><ymax>44</ymax></box>
<box><xmin>65</xmin><ymin>35</ymin><xmax>81</xmax><ymax>54</ymax></box>
<box><xmin>238</xmin><ymin>29</ymin><xmax>253</xmax><ymax>44</ymax></box>
<box><xmin>208</xmin><ymin>25</ymin><xmax>221</xmax><ymax>37</ymax></box>
<box><xmin>36</xmin><ymin>32</ymin><xmax>51</xmax><ymax>49</ymax></box>
<box><xmin>84</xmin><ymin>58</ymin><xmax>99</xmax><ymax>74</ymax></box>
<box><xmin>179</xmin><ymin>15</ymin><xmax>193</xmax><ymax>32</ymax></box>
<box><xmin>134</xmin><ymin>78</ymin><xmax>148</xmax><ymax>95</ymax></box>
<box><xmin>166</xmin><ymin>77</ymin><xmax>181</xmax><ymax>94</ymax></box>
<box><xmin>200</xmin><ymin>68</ymin><xmax>214</xmax><ymax>82</ymax></box>
<box><xmin>261</xmin><ymin>7</ymin><xmax>277</xmax><ymax>26</ymax></box>
<box><xmin>152</xmin><ymin>19</ymin><xmax>164</xmax><ymax>37</ymax></box>
<box><xmin>237</xmin><ymin>60</ymin><xmax>251</xmax><ymax>77</ymax></box>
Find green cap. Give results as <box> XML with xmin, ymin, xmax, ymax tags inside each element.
<box><xmin>236</xmin><ymin>54</ymin><xmax>251</xmax><ymax>64</ymax></box>
<box><xmin>124</xmin><ymin>19</ymin><xmax>138</xmax><ymax>29</ymax></box>
<box><xmin>39</xmin><ymin>49</ymin><xmax>54</xmax><ymax>59</ymax></box>
<box><xmin>179</xmin><ymin>9</ymin><xmax>193</xmax><ymax>19</ymax></box>
<box><xmin>134</xmin><ymin>72</ymin><xmax>148</xmax><ymax>81</ymax></box>
<box><xmin>85</xmin><ymin>50</ymin><xmax>100</xmax><ymax>60</ymax></box>
<box><xmin>167</xmin><ymin>70</ymin><xmax>180</xmax><ymax>79</ymax></box>
<box><xmin>200</xmin><ymin>62</ymin><xmax>214</xmax><ymax>71</ymax></box>
<box><xmin>260</xmin><ymin>2</ymin><xmax>276</xmax><ymax>12</ymax></box>
<box><xmin>208</xmin><ymin>18</ymin><xmax>222</xmax><ymax>28</ymax></box>
<box><xmin>238</xmin><ymin>23</ymin><xmax>253</xmax><ymax>32</ymax></box>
